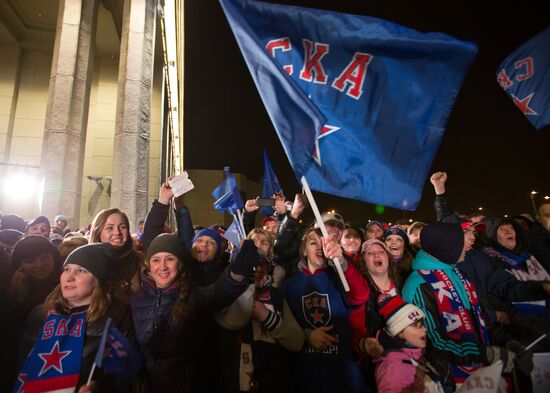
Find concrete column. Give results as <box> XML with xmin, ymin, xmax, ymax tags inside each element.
<box><xmin>111</xmin><ymin>0</ymin><xmax>156</xmax><ymax>229</ymax></box>
<box><xmin>41</xmin><ymin>0</ymin><xmax>98</xmax><ymax>228</ymax></box>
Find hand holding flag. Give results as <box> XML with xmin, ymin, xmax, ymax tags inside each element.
<box><xmin>88</xmin><ymin>318</ymin><xmax>142</xmax><ymax>384</ymax></box>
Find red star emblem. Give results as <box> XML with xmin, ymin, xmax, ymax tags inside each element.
<box><xmin>512</xmin><ymin>93</ymin><xmax>538</xmax><ymax>115</ymax></box>
<box><xmin>313</xmin><ymin>124</ymin><xmax>341</xmax><ymax>166</ymax></box>
<box><xmin>38</xmin><ymin>341</ymin><xmax>71</xmax><ymax>377</ymax></box>
<box><xmin>310</xmin><ymin>309</ymin><xmax>324</xmax><ymax>323</ymax></box>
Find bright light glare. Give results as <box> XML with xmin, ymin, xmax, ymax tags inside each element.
<box><xmin>2</xmin><ymin>173</ymin><xmax>39</xmax><ymax>203</ymax></box>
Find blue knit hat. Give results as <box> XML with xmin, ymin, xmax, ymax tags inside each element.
<box><xmin>193</xmin><ymin>228</ymin><xmax>222</xmax><ymax>251</ymax></box>
<box><xmin>383</xmin><ymin>226</ymin><xmax>409</xmax><ymax>247</ymax></box>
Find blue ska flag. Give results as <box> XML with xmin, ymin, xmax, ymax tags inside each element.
<box><xmin>223</xmin><ymin>218</ymin><xmax>243</xmax><ymax>247</ymax></box>
<box><xmin>212</xmin><ymin>167</ymin><xmax>244</xmax><ymax>214</ymax></box>
<box><xmin>220</xmin><ymin>0</ymin><xmax>478</xmax><ymax>210</ymax></box>
<box><xmin>94</xmin><ymin>318</ymin><xmax>142</xmax><ymax>380</ymax></box>
<box><xmin>497</xmin><ymin>27</ymin><xmax>550</xmax><ymax>130</ymax></box>
<box><xmin>13</xmin><ymin>311</ymin><xmax>86</xmax><ymax>393</ymax></box>
<box><xmin>260</xmin><ymin>150</ymin><xmax>283</xmax><ymax>216</ymax></box>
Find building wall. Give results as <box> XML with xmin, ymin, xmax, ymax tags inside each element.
<box><xmin>79</xmin><ymin>55</ymin><xmax>163</xmax><ymax>229</ymax></box>
<box><xmin>0</xmin><ymin>48</ymin><xmax>163</xmax><ymax>228</ymax></box>
<box><xmin>0</xmin><ymin>47</ymin><xmax>51</xmax><ymax>219</ymax></box>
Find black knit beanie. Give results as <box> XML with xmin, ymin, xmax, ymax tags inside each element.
<box><xmin>147</xmin><ymin>233</ymin><xmax>185</xmax><ymax>262</ymax></box>
<box><xmin>64</xmin><ymin>242</ymin><xmax>113</xmax><ymax>283</ymax></box>
<box><xmin>11</xmin><ymin>235</ymin><xmax>60</xmax><ymax>274</ymax></box>
<box><xmin>420</xmin><ymin>222</ymin><xmax>464</xmax><ymax>264</ymax></box>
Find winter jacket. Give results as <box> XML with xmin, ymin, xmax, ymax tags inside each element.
<box><xmin>374</xmin><ymin>333</ymin><xmax>448</xmax><ymax>393</ymax></box>
<box><xmin>130</xmin><ymin>266</ymin><xmax>249</xmax><ymax>391</ymax></box>
<box><xmin>530</xmin><ymin>221</ymin><xmax>550</xmax><ymax>273</ymax></box>
<box><xmin>272</xmin><ymin>214</ymin><xmax>304</xmax><ymax>278</ymax></box>
<box><xmin>402</xmin><ymin>250</ymin><xmax>488</xmax><ymax>382</ymax></box>
<box><xmin>130</xmin><ymin>267</ymin><xmax>250</xmax><ymax>392</ymax></box>
<box><xmin>214</xmin><ymin>280</ymin><xmax>304</xmax><ymax>393</ymax></box>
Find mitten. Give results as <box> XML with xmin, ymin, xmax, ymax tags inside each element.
<box><xmin>230</xmin><ymin>239</ymin><xmax>259</xmax><ymax>278</ymax></box>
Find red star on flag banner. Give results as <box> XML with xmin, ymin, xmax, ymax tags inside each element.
<box><xmin>37</xmin><ymin>341</ymin><xmax>71</xmax><ymax>376</ymax></box>
<box><xmin>512</xmin><ymin>93</ymin><xmax>538</xmax><ymax>115</ymax></box>
<box><xmin>313</xmin><ymin>124</ymin><xmax>341</xmax><ymax>166</ymax></box>
<box><xmin>310</xmin><ymin>310</ymin><xmax>324</xmax><ymax>323</ymax></box>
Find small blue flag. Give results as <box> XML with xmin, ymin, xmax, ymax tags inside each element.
<box><xmin>497</xmin><ymin>27</ymin><xmax>550</xmax><ymax>130</ymax></box>
<box><xmin>220</xmin><ymin>0</ymin><xmax>478</xmax><ymax>210</ymax></box>
<box><xmin>13</xmin><ymin>311</ymin><xmax>86</xmax><ymax>393</ymax></box>
<box><xmin>94</xmin><ymin>318</ymin><xmax>142</xmax><ymax>380</ymax></box>
<box><xmin>260</xmin><ymin>151</ymin><xmax>283</xmax><ymax>216</ymax></box>
<box><xmin>212</xmin><ymin>167</ymin><xmax>244</xmax><ymax>214</ymax></box>
<box><xmin>223</xmin><ymin>218</ymin><xmax>243</xmax><ymax>247</ymax></box>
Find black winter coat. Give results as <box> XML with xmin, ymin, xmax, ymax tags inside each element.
<box><xmin>130</xmin><ymin>268</ymin><xmax>250</xmax><ymax>392</ymax></box>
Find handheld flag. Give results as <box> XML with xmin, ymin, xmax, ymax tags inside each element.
<box><xmin>260</xmin><ymin>151</ymin><xmax>283</xmax><ymax>216</ymax></box>
<box><xmin>496</xmin><ymin>27</ymin><xmax>550</xmax><ymax>130</ymax></box>
<box><xmin>13</xmin><ymin>311</ymin><xmax>86</xmax><ymax>393</ymax></box>
<box><xmin>92</xmin><ymin>318</ymin><xmax>142</xmax><ymax>381</ymax></box>
<box><xmin>455</xmin><ymin>361</ymin><xmax>503</xmax><ymax>393</ymax></box>
<box><xmin>212</xmin><ymin>167</ymin><xmax>244</xmax><ymax>215</ymax></box>
<box><xmin>220</xmin><ymin>0</ymin><xmax>477</xmax><ymax>210</ymax></box>
<box><xmin>224</xmin><ymin>217</ymin><xmax>244</xmax><ymax>247</ymax></box>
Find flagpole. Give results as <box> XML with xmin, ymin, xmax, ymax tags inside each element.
<box><xmin>301</xmin><ymin>176</ymin><xmax>350</xmax><ymax>292</ymax></box>
<box><xmin>236</xmin><ymin>209</ymin><xmax>247</xmax><ymax>237</ymax></box>
<box><xmin>86</xmin><ymin>362</ymin><xmax>97</xmax><ymax>386</ymax></box>
<box><xmin>525</xmin><ymin>332</ymin><xmax>548</xmax><ymax>351</ymax></box>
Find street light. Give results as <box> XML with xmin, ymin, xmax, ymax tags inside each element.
<box><xmin>478</xmin><ymin>207</ymin><xmax>483</xmax><ymax>211</ymax></box>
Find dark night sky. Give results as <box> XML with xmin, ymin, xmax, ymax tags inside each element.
<box><xmin>183</xmin><ymin>0</ymin><xmax>550</xmax><ymax>226</ymax></box>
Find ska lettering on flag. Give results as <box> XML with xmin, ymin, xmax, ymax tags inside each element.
<box><xmin>497</xmin><ymin>27</ymin><xmax>550</xmax><ymax>130</ymax></box>
<box><xmin>220</xmin><ymin>0</ymin><xmax>477</xmax><ymax>209</ymax></box>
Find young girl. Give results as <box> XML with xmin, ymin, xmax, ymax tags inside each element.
<box><xmin>374</xmin><ymin>295</ymin><xmax>451</xmax><ymax>393</ymax></box>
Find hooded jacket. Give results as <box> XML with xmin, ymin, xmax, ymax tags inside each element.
<box><xmin>374</xmin><ymin>330</ymin><xmax>451</xmax><ymax>393</ymax></box>
<box><xmin>402</xmin><ymin>223</ymin><xmax>489</xmax><ymax>383</ymax></box>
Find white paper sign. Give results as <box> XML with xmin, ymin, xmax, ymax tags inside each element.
<box><xmin>456</xmin><ymin>361</ymin><xmax>503</xmax><ymax>393</ymax></box>
<box><xmin>531</xmin><ymin>352</ymin><xmax>550</xmax><ymax>393</ymax></box>
<box><xmin>168</xmin><ymin>172</ymin><xmax>194</xmax><ymax>197</ymax></box>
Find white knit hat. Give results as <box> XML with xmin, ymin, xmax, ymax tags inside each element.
<box><xmin>378</xmin><ymin>295</ymin><xmax>425</xmax><ymax>337</ymax></box>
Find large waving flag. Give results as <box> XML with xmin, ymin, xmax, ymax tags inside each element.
<box><xmin>212</xmin><ymin>167</ymin><xmax>244</xmax><ymax>215</ymax></box>
<box><xmin>260</xmin><ymin>150</ymin><xmax>283</xmax><ymax>216</ymax></box>
<box><xmin>220</xmin><ymin>0</ymin><xmax>477</xmax><ymax>210</ymax></box>
<box><xmin>13</xmin><ymin>311</ymin><xmax>86</xmax><ymax>393</ymax></box>
<box><xmin>496</xmin><ymin>27</ymin><xmax>550</xmax><ymax>130</ymax></box>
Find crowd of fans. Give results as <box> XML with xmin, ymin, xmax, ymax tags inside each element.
<box><xmin>0</xmin><ymin>170</ymin><xmax>549</xmax><ymax>393</ymax></box>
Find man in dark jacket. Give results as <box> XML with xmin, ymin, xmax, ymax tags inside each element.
<box><xmin>530</xmin><ymin>200</ymin><xmax>550</xmax><ymax>272</ymax></box>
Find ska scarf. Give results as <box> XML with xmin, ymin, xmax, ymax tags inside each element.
<box><xmin>418</xmin><ymin>268</ymin><xmax>489</xmax><ymax>383</ymax></box>
<box><xmin>13</xmin><ymin>310</ymin><xmax>86</xmax><ymax>393</ymax></box>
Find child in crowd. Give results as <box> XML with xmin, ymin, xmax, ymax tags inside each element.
<box><xmin>374</xmin><ymin>295</ymin><xmax>451</xmax><ymax>393</ymax></box>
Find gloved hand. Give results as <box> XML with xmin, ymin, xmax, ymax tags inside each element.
<box><xmin>486</xmin><ymin>345</ymin><xmax>516</xmax><ymax>373</ymax></box>
<box><xmin>506</xmin><ymin>341</ymin><xmax>534</xmax><ymax>375</ymax></box>
<box><xmin>230</xmin><ymin>240</ymin><xmax>259</xmax><ymax>279</ymax></box>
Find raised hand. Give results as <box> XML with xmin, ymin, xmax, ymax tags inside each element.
<box><xmin>430</xmin><ymin>172</ymin><xmax>448</xmax><ymax>195</ymax></box>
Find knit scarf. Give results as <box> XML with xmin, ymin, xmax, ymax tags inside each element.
<box><xmin>482</xmin><ymin>245</ymin><xmax>530</xmax><ymax>269</ymax></box>
<box><xmin>418</xmin><ymin>268</ymin><xmax>489</xmax><ymax>383</ymax></box>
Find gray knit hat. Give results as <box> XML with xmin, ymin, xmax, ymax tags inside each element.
<box><xmin>147</xmin><ymin>233</ymin><xmax>184</xmax><ymax>262</ymax></box>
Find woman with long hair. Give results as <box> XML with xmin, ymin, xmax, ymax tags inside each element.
<box><xmin>90</xmin><ymin>208</ymin><xmax>142</xmax><ymax>294</ymax></box>
<box><xmin>16</xmin><ymin>243</ymin><xmax>137</xmax><ymax>393</ymax></box>
<box><xmin>130</xmin><ymin>234</ymin><xmax>258</xmax><ymax>392</ymax></box>
<box><xmin>283</xmin><ymin>227</ymin><xmax>364</xmax><ymax>393</ymax></box>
